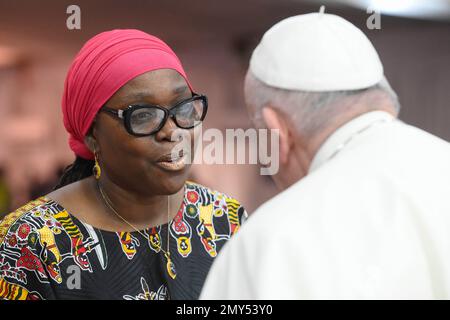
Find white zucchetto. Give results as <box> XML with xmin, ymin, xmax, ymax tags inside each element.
<box><xmin>249</xmin><ymin>7</ymin><xmax>384</xmax><ymax>91</ymax></box>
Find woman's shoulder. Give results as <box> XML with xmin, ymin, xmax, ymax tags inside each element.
<box><xmin>0</xmin><ymin>197</ymin><xmax>68</xmax><ymax>300</ymax></box>
<box><xmin>184</xmin><ymin>181</ymin><xmax>248</xmax><ymax>224</ymax></box>
<box><xmin>0</xmin><ymin>196</ymin><xmax>64</xmax><ymax>245</ymax></box>
<box><xmin>185</xmin><ymin>181</ymin><xmax>243</xmax><ymax>207</ymax></box>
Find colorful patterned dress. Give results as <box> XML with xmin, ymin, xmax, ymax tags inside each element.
<box><xmin>0</xmin><ymin>182</ymin><xmax>247</xmax><ymax>300</ymax></box>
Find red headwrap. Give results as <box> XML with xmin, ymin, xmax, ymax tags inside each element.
<box><xmin>62</xmin><ymin>29</ymin><xmax>193</xmax><ymax>160</ymax></box>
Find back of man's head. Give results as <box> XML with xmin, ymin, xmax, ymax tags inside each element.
<box><xmin>244</xmin><ymin>8</ymin><xmax>400</xmax><ymax>189</ymax></box>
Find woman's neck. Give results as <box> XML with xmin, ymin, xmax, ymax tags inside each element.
<box><xmin>91</xmin><ymin>176</ymin><xmax>185</xmax><ymax>231</ymax></box>
<box><xmin>46</xmin><ymin>176</ymin><xmax>185</xmax><ymax>233</ymax></box>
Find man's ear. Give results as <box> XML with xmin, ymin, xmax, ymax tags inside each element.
<box><xmin>262</xmin><ymin>106</ymin><xmax>292</xmax><ymax>165</ymax></box>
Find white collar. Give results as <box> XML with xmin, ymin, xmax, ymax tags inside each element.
<box><xmin>308</xmin><ymin>111</ymin><xmax>395</xmax><ymax>173</ymax></box>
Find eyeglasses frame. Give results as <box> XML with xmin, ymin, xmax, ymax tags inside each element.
<box><xmin>100</xmin><ymin>93</ymin><xmax>208</xmax><ymax>137</ymax></box>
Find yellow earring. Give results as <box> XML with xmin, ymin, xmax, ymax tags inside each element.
<box><xmin>93</xmin><ymin>152</ymin><xmax>101</xmax><ymax>180</ymax></box>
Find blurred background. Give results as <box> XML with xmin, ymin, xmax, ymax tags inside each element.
<box><xmin>0</xmin><ymin>0</ymin><xmax>449</xmax><ymax>217</ymax></box>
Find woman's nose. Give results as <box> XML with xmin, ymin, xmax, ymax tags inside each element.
<box><xmin>155</xmin><ymin>116</ymin><xmax>182</xmax><ymax>142</ymax></box>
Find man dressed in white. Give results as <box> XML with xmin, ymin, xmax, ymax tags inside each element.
<box><xmin>200</xmin><ymin>8</ymin><xmax>450</xmax><ymax>299</ymax></box>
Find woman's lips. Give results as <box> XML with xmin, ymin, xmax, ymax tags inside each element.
<box><xmin>155</xmin><ymin>151</ymin><xmax>188</xmax><ymax>171</ymax></box>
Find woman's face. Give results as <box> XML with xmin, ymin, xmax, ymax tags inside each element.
<box><xmin>91</xmin><ymin>69</ymin><xmax>197</xmax><ymax>196</ymax></box>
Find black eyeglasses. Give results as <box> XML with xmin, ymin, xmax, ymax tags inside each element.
<box><xmin>100</xmin><ymin>94</ymin><xmax>208</xmax><ymax>136</ymax></box>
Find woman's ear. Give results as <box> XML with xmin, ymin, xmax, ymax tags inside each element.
<box><xmin>84</xmin><ymin>134</ymin><xmax>96</xmax><ymax>153</ymax></box>
<box><xmin>262</xmin><ymin>106</ymin><xmax>292</xmax><ymax>165</ymax></box>
<box><xmin>84</xmin><ymin>125</ymin><xmax>98</xmax><ymax>153</ymax></box>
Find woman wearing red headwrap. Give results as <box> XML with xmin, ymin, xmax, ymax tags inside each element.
<box><xmin>0</xmin><ymin>29</ymin><xmax>247</xmax><ymax>300</ymax></box>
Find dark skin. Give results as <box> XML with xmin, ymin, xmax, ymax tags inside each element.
<box><xmin>47</xmin><ymin>69</ymin><xmax>197</xmax><ymax>232</ymax></box>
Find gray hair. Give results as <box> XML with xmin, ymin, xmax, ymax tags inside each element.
<box><xmin>244</xmin><ymin>71</ymin><xmax>400</xmax><ymax>136</ymax></box>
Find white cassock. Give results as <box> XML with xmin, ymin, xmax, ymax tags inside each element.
<box><xmin>200</xmin><ymin>111</ymin><xmax>450</xmax><ymax>299</ymax></box>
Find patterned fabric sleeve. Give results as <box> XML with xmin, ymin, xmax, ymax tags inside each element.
<box><xmin>0</xmin><ymin>206</ymin><xmax>56</xmax><ymax>300</ymax></box>
<box><xmin>222</xmin><ymin>193</ymin><xmax>248</xmax><ymax>236</ymax></box>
